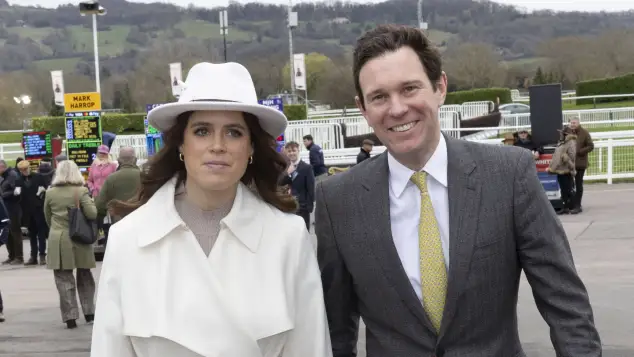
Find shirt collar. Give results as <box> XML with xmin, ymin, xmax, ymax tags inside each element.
<box><xmin>388</xmin><ymin>133</ymin><xmax>448</xmax><ymax>198</ymax></box>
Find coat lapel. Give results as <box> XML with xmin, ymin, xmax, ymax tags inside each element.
<box><xmin>438</xmin><ymin>135</ymin><xmax>481</xmax><ymax>339</ymax></box>
<box><xmin>359</xmin><ymin>153</ymin><xmax>436</xmax><ymax>334</ymax></box>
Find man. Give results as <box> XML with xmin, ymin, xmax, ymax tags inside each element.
<box><xmin>95</xmin><ymin>146</ymin><xmax>141</xmax><ymax>243</ymax></box>
<box><xmin>569</xmin><ymin>117</ymin><xmax>593</xmax><ymax>214</ymax></box>
<box><xmin>280</xmin><ymin>141</ymin><xmax>315</xmax><ymax>229</ymax></box>
<box><xmin>356</xmin><ymin>139</ymin><xmax>374</xmax><ymax>164</ymax></box>
<box><xmin>513</xmin><ymin>129</ymin><xmax>542</xmax><ymax>159</ymax></box>
<box><xmin>303</xmin><ymin>134</ymin><xmax>327</xmax><ymax>179</ymax></box>
<box><xmin>0</xmin><ymin>160</ymin><xmax>23</xmax><ymax>265</ymax></box>
<box><xmin>315</xmin><ymin>24</ymin><xmax>601</xmax><ymax>357</ymax></box>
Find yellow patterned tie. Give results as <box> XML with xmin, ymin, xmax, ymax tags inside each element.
<box><xmin>410</xmin><ymin>171</ymin><xmax>447</xmax><ymax>333</ymax></box>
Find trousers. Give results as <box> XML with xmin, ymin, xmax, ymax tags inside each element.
<box><xmin>53</xmin><ymin>269</ymin><xmax>96</xmax><ymax>322</ymax></box>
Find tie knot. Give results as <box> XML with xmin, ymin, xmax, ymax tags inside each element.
<box><xmin>410</xmin><ymin>171</ymin><xmax>428</xmax><ymax>193</ymax></box>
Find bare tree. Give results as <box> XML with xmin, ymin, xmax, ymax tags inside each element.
<box><xmin>444</xmin><ymin>43</ymin><xmax>506</xmax><ymax>89</ymax></box>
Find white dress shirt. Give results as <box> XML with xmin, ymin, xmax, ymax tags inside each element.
<box><xmin>387</xmin><ymin>134</ymin><xmax>450</xmax><ymax>302</ymax></box>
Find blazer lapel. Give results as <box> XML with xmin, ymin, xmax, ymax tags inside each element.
<box><xmin>359</xmin><ymin>153</ymin><xmax>436</xmax><ymax>334</ymax></box>
<box><xmin>438</xmin><ymin>135</ymin><xmax>481</xmax><ymax>339</ymax></box>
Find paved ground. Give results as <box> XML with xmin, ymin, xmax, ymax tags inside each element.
<box><xmin>1</xmin><ymin>183</ymin><xmax>633</xmax><ymax>356</ymax></box>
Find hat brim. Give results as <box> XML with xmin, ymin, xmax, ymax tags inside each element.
<box><xmin>147</xmin><ymin>102</ymin><xmax>288</xmax><ymax>138</ymax></box>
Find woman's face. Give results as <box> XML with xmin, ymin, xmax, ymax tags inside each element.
<box><xmin>180</xmin><ymin>110</ymin><xmax>253</xmax><ymax>192</ymax></box>
<box><xmin>97</xmin><ymin>152</ymin><xmax>109</xmax><ymax>160</ymax></box>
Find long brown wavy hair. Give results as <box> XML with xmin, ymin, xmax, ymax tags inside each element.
<box><xmin>110</xmin><ymin>111</ymin><xmax>298</xmax><ymax>217</ymax></box>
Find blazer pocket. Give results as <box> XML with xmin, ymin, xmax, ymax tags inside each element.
<box><xmin>472</xmin><ymin>237</ymin><xmax>503</xmax><ymax>261</ymax></box>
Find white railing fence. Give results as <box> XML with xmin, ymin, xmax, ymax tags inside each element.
<box><xmin>300</xmin><ymin>138</ymin><xmax>634</xmax><ymax>184</ymax></box>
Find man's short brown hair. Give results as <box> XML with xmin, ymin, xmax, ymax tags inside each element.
<box><xmin>353</xmin><ymin>24</ymin><xmax>443</xmax><ymax>108</ymax></box>
<box><xmin>362</xmin><ymin>139</ymin><xmax>374</xmax><ymax>146</ymax></box>
<box><xmin>285</xmin><ymin>141</ymin><xmax>300</xmax><ymax>150</ymax></box>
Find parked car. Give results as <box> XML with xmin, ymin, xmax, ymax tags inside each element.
<box><xmin>499</xmin><ymin>103</ymin><xmax>530</xmax><ymax>114</ymax></box>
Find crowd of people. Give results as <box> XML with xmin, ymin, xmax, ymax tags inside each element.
<box><xmin>505</xmin><ymin>117</ymin><xmax>594</xmax><ymax>214</ymax></box>
<box><xmin>2</xmin><ymin>24</ymin><xmax>603</xmax><ymax>357</ymax></box>
<box><xmin>0</xmin><ymin>145</ymin><xmax>141</xmax><ymax>327</ymax></box>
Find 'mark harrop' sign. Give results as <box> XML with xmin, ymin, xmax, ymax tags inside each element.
<box><xmin>64</xmin><ymin>92</ymin><xmax>102</xmax><ymax>112</ymax></box>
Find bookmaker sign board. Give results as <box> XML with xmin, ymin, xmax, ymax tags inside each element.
<box><xmin>22</xmin><ymin>131</ymin><xmax>53</xmax><ymax>172</ymax></box>
<box><xmin>65</xmin><ymin>111</ymin><xmax>103</xmax><ymax>167</ymax></box>
<box><xmin>258</xmin><ymin>98</ymin><xmax>285</xmax><ymax>152</ymax></box>
<box><xmin>145</xmin><ymin>104</ymin><xmax>165</xmax><ymax>156</ymax></box>
<box><xmin>64</xmin><ymin>92</ymin><xmax>102</xmax><ymax>112</ymax></box>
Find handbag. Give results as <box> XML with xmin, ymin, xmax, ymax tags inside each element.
<box><xmin>68</xmin><ymin>188</ymin><xmax>98</xmax><ymax>245</ymax></box>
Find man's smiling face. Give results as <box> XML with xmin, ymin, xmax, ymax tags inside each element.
<box><xmin>356</xmin><ymin>46</ymin><xmax>447</xmax><ymax>166</ymax></box>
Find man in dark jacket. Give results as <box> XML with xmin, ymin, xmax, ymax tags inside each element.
<box><xmin>0</xmin><ymin>196</ymin><xmax>9</xmax><ymax>322</ymax></box>
<box><xmin>569</xmin><ymin>117</ymin><xmax>594</xmax><ymax>213</ymax></box>
<box><xmin>280</xmin><ymin>141</ymin><xmax>315</xmax><ymax>229</ymax></box>
<box><xmin>95</xmin><ymin>147</ymin><xmax>141</xmax><ymax>243</ymax></box>
<box><xmin>302</xmin><ymin>134</ymin><xmax>327</xmax><ymax>178</ymax></box>
<box><xmin>0</xmin><ymin>160</ymin><xmax>23</xmax><ymax>265</ymax></box>
<box><xmin>513</xmin><ymin>130</ymin><xmax>543</xmax><ymax>159</ymax></box>
<box><xmin>356</xmin><ymin>139</ymin><xmax>374</xmax><ymax>164</ymax></box>
<box><xmin>17</xmin><ymin>160</ymin><xmax>53</xmax><ymax>265</ymax></box>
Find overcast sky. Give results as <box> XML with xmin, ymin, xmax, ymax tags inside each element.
<box><xmin>7</xmin><ymin>0</ymin><xmax>634</xmax><ymax>12</ymax></box>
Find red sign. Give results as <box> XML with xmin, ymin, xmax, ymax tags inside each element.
<box><xmin>535</xmin><ymin>153</ymin><xmax>552</xmax><ymax>173</ymax></box>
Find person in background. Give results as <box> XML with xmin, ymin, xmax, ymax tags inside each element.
<box><xmin>356</xmin><ymin>139</ymin><xmax>374</xmax><ymax>164</ymax></box>
<box><xmin>16</xmin><ymin>160</ymin><xmax>45</xmax><ymax>265</ymax></box>
<box><xmin>548</xmin><ymin>126</ymin><xmax>577</xmax><ymax>215</ymax></box>
<box><xmin>87</xmin><ymin>145</ymin><xmax>118</xmax><ymax>241</ymax></box>
<box><xmin>95</xmin><ymin>146</ymin><xmax>141</xmax><ymax>243</ymax></box>
<box><xmin>280</xmin><ymin>141</ymin><xmax>315</xmax><ymax>229</ymax></box>
<box><xmin>87</xmin><ymin>145</ymin><xmax>118</xmax><ymax>198</ymax></box>
<box><xmin>0</xmin><ymin>160</ymin><xmax>23</xmax><ymax>265</ymax></box>
<box><xmin>513</xmin><ymin>129</ymin><xmax>542</xmax><ymax>159</ymax></box>
<box><xmin>44</xmin><ymin>160</ymin><xmax>98</xmax><ymax>329</ymax></box>
<box><xmin>569</xmin><ymin>117</ymin><xmax>593</xmax><ymax>214</ymax></box>
<box><xmin>303</xmin><ymin>134</ymin><xmax>327</xmax><ymax>179</ymax></box>
<box><xmin>0</xmin><ymin>195</ymin><xmax>9</xmax><ymax>322</ymax></box>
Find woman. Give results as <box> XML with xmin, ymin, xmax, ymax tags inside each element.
<box><xmin>548</xmin><ymin>126</ymin><xmax>577</xmax><ymax>214</ymax></box>
<box><xmin>91</xmin><ymin>62</ymin><xmax>331</xmax><ymax>357</ymax></box>
<box><xmin>87</xmin><ymin>145</ymin><xmax>117</xmax><ymax>243</ymax></box>
<box><xmin>87</xmin><ymin>145</ymin><xmax>117</xmax><ymax>198</ymax></box>
<box><xmin>44</xmin><ymin>160</ymin><xmax>98</xmax><ymax>329</ymax></box>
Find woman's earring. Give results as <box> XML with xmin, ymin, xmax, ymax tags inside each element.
<box><xmin>249</xmin><ymin>156</ymin><xmax>253</xmax><ymax>164</ymax></box>
<box><xmin>179</xmin><ymin>153</ymin><xmax>184</xmax><ymax>161</ymax></box>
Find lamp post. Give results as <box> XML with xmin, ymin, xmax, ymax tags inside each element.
<box><xmin>13</xmin><ymin>94</ymin><xmax>32</xmax><ymax>131</ymax></box>
<box><xmin>287</xmin><ymin>2</ymin><xmax>298</xmax><ymax>101</ymax></box>
<box><xmin>219</xmin><ymin>9</ymin><xmax>228</xmax><ymax>62</ymax></box>
<box><xmin>79</xmin><ymin>1</ymin><xmax>107</xmax><ymax>94</ymax></box>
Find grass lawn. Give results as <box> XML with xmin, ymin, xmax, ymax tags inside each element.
<box><xmin>33</xmin><ymin>57</ymin><xmax>81</xmax><ymax>72</ymax></box>
<box><xmin>563</xmin><ymin>100</ymin><xmax>634</xmax><ymax>111</ymax></box>
<box><xmin>587</xmin><ymin>145</ymin><xmax>634</xmax><ymax>176</ymax></box>
<box><xmin>67</xmin><ymin>24</ymin><xmax>132</xmax><ymax>57</ymax></box>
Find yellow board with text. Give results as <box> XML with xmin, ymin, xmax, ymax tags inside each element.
<box><xmin>64</xmin><ymin>92</ymin><xmax>102</xmax><ymax>112</ymax></box>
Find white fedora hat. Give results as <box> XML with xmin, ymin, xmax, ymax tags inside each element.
<box><xmin>147</xmin><ymin>62</ymin><xmax>288</xmax><ymax>138</ymax></box>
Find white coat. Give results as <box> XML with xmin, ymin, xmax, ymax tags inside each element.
<box><xmin>90</xmin><ymin>178</ymin><xmax>332</xmax><ymax>357</ymax></box>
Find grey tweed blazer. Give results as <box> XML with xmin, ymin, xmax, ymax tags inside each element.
<box><xmin>315</xmin><ymin>134</ymin><xmax>601</xmax><ymax>357</ymax></box>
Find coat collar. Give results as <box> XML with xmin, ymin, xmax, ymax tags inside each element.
<box><xmin>136</xmin><ymin>177</ymin><xmax>264</xmax><ymax>252</ymax></box>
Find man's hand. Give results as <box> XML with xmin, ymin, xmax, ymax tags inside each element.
<box><xmin>532</xmin><ymin>151</ymin><xmax>540</xmax><ymax>160</ymax></box>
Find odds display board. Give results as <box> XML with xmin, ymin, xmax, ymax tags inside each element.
<box><xmin>258</xmin><ymin>98</ymin><xmax>285</xmax><ymax>152</ymax></box>
<box><xmin>65</xmin><ymin>111</ymin><xmax>103</xmax><ymax>168</ymax></box>
<box><xmin>145</xmin><ymin>104</ymin><xmax>165</xmax><ymax>156</ymax></box>
<box><xmin>22</xmin><ymin>131</ymin><xmax>53</xmax><ymax>172</ymax></box>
